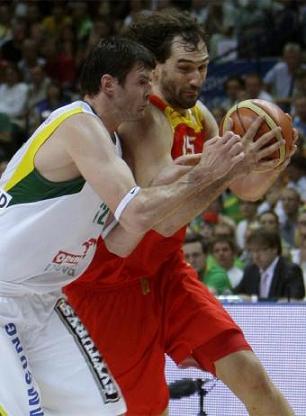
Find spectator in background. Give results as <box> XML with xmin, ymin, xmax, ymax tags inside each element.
<box><xmin>293</xmin><ymin>68</ymin><xmax>306</xmax><ymax>99</ymax></box>
<box><xmin>214</xmin><ymin>221</ymin><xmax>236</xmax><ymax>240</ymax></box>
<box><xmin>183</xmin><ymin>234</ymin><xmax>232</xmax><ymax>295</ymax></box>
<box><xmin>1</xmin><ymin>19</ymin><xmax>27</xmax><ymax>64</ymax></box>
<box><xmin>257</xmin><ymin>175</ymin><xmax>287</xmax><ymax>220</ymax></box>
<box><xmin>221</xmin><ymin>75</ymin><xmax>245</xmax><ymax>111</ymax></box>
<box><xmin>70</xmin><ymin>1</ymin><xmax>93</xmax><ymax>44</ymax></box>
<box><xmin>258</xmin><ymin>210</ymin><xmax>291</xmax><ymax>259</ymax></box>
<box><xmin>286</xmin><ymin>154</ymin><xmax>306</xmax><ymax>202</ymax></box>
<box><xmin>280</xmin><ymin>187</ymin><xmax>301</xmax><ymax>248</ymax></box>
<box><xmin>0</xmin><ymin>4</ymin><xmax>12</xmax><ymax>47</ymax></box>
<box><xmin>31</xmin><ymin>81</ymin><xmax>70</xmax><ymax>129</ymax></box>
<box><xmin>189</xmin><ymin>196</ymin><xmax>236</xmax><ymax>241</ymax></box>
<box><xmin>209</xmin><ymin>24</ymin><xmax>238</xmax><ymax>62</ymax></box>
<box><xmin>190</xmin><ymin>0</ymin><xmax>208</xmax><ymax>25</ymax></box>
<box><xmin>122</xmin><ymin>0</ymin><xmax>149</xmax><ymax>28</ymax></box>
<box><xmin>242</xmin><ymin>72</ymin><xmax>273</xmax><ymax>102</ymax></box>
<box><xmin>235</xmin><ymin>228</ymin><xmax>305</xmax><ymax>300</ymax></box>
<box><xmin>27</xmin><ymin>64</ymin><xmax>51</xmax><ymax>110</ymax></box>
<box><xmin>87</xmin><ymin>18</ymin><xmax>112</xmax><ymax>49</ymax></box>
<box><xmin>26</xmin><ymin>64</ymin><xmax>51</xmax><ymax>133</ymax></box>
<box><xmin>291</xmin><ymin>208</ymin><xmax>306</xmax><ymax>290</ymax></box>
<box><xmin>264</xmin><ymin>42</ymin><xmax>305</xmax><ymax>112</ymax></box>
<box><xmin>41</xmin><ymin>3</ymin><xmax>72</xmax><ymax>37</ymax></box>
<box><xmin>293</xmin><ymin>96</ymin><xmax>306</xmax><ymax>145</ymax></box>
<box><xmin>0</xmin><ymin>63</ymin><xmax>28</xmax><ymax>127</ymax></box>
<box><xmin>236</xmin><ymin>199</ymin><xmax>259</xmax><ymax>251</ymax></box>
<box><xmin>18</xmin><ymin>38</ymin><xmax>45</xmax><ymax>83</ymax></box>
<box><xmin>210</xmin><ymin>235</ymin><xmax>244</xmax><ymax>290</ymax></box>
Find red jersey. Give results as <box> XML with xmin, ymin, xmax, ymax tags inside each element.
<box><xmin>66</xmin><ymin>96</ymin><xmax>207</xmax><ymax>288</ymax></box>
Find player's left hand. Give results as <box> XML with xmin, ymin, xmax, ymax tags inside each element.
<box><xmin>224</xmin><ymin>117</ymin><xmax>286</xmax><ymax>174</ymax></box>
<box><xmin>271</xmin><ymin>127</ymin><xmax>298</xmax><ymax>174</ymax></box>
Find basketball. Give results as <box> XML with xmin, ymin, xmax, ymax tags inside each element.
<box><xmin>220</xmin><ymin>99</ymin><xmax>294</xmax><ymax>166</ymax></box>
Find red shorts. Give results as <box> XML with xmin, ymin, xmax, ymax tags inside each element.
<box><xmin>66</xmin><ymin>252</ymin><xmax>251</xmax><ymax>415</ymax></box>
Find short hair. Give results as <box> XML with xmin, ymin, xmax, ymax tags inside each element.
<box><xmin>283</xmin><ymin>42</ymin><xmax>301</xmax><ymax>54</ymax></box>
<box><xmin>246</xmin><ymin>228</ymin><xmax>282</xmax><ymax>255</ymax></box>
<box><xmin>210</xmin><ymin>235</ymin><xmax>237</xmax><ymax>253</ymax></box>
<box><xmin>184</xmin><ymin>233</ymin><xmax>209</xmax><ymax>254</ymax></box>
<box><xmin>223</xmin><ymin>75</ymin><xmax>245</xmax><ymax>90</ymax></box>
<box><xmin>124</xmin><ymin>9</ymin><xmax>207</xmax><ymax>63</ymax></box>
<box><xmin>258</xmin><ymin>210</ymin><xmax>279</xmax><ymax>225</ymax></box>
<box><xmin>80</xmin><ymin>36</ymin><xmax>155</xmax><ymax>96</ymax></box>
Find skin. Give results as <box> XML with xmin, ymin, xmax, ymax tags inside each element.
<box><xmin>248</xmin><ymin>244</ymin><xmax>278</xmax><ymax>270</ymax></box>
<box><xmin>212</xmin><ymin>241</ymin><xmax>235</xmax><ymax>270</ymax></box>
<box><xmin>183</xmin><ymin>241</ymin><xmax>206</xmax><ymax>272</ymax></box>
<box><xmin>259</xmin><ymin>212</ymin><xmax>279</xmax><ymax>232</ymax></box>
<box><xmin>117</xmin><ymin>36</ymin><xmax>295</xmax><ymax>415</ymax></box>
<box><xmin>281</xmin><ymin>188</ymin><xmax>301</xmax><ymax>219</ymax></box>
<box><xmin>34</xmin><ymin>62</ymin><xmax>245</xmax><ymax>253</ymax></box>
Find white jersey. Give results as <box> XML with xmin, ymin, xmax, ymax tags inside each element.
<box><xmin>0</xmin><ymin>101</ymin><xmax>120</xmax><ymax>295</ymax></box>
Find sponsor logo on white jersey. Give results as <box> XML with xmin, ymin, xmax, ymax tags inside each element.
<box><xmin>0</xmin><ymin>188</ymin><xmax>12</xmax><ymax>209</ymax></box>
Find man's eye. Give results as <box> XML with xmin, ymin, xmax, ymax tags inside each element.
<box><xmin>178</xmin><ymin>67</ymin><xmax>191</xmax><ymax>73</ymax></box>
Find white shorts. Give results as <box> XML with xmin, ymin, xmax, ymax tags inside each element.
<box><xmin>0</xmin><ymin>293</ymin><xmax>126</xmax><ymax>416</ymax></box>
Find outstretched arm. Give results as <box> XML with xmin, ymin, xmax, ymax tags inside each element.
<box><xmin>43</xmin><ymin>113</ymin><xmax>244</xmax><ymax>255</ymax></box>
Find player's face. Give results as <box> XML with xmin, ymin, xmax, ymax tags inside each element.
<box><xmin>114</xmin><ymin>64</ymin><xmax>152</xmax><ymax>121</ymax></box>
<box><xmin>156</xmin><ymin>36</ymin><xmax>209</xmax><ymax>111</ymax></box>
<box><xmin>212</xmin><ymin>241</ymin><xmax>234</xmax><ymax>270</ymax></box>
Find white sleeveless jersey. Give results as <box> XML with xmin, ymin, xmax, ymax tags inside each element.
<box><xmin>0</xmin><ymin>101</ymin><xmax>121</xmax><ymax>295</ymax></box>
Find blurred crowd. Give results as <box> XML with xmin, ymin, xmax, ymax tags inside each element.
<box><xmin>1</xmin><ymin>0</ymin><xmax>306</xmax><ymax>301</ymax></box>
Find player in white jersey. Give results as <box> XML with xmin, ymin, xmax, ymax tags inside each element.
<box><xmin>0</xmin><ymin>37</ymin><xmax>248</xmax><ymax>415</ymax></box>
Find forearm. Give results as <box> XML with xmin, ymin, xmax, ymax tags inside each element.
<box><xmin>153</xmin><ymin>177</ymin><xmax>230</xmax><ymax>236</ymax></box>
<box><xmin>229</xmin><ymin>170</ymin><xmax>280</xmax><ymax>201</ymax></box>
<box><xmin>120</xmin><ymin>165</ymin><xmax>214</xmax><ymax>234</ymax></box>
<box><xmin>121</xmin><ymin>132</ymin><xmax>245</xmax><ymax>234</ymax></box>
<box><xmin>104</xmin><ymin>223</ymin><xmax>144</xmax><ymax>257</ymax></box>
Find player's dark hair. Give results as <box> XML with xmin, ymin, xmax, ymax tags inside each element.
<box><xmin>184</xmin><ymin>233</ymin><xmax>209</xmax><ymax>254</ymax></box>
<box><xmin>124</xmin><ymin>9</ymin><xmax>207</xmax><ymax>63</ymax></box>
<box><xmin>80</xmin><ymin>36</ymin><xmax>155</xmax><ymax>96</ymax></box>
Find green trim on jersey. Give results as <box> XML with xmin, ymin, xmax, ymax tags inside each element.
<box><xmin>8</xmin><ymin>169</ymin><xmax>85</xmax><ymax>206</ymax></box>
<box><xmin>3</xmin><ymin>106</ymin><xmax>83</xmax><ymax>192</ymax></box>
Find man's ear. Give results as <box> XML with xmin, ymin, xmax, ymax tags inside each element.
<box><xmin>101</xmin><ymin>74</ymin><xmax>117</xmax><ymax>96</ymax></box>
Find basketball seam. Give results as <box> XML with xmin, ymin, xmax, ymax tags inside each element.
<box><xmin>236</xmin><ymin>104</ymin><xmax>247</xmax><ymax>135</ymax></box>
<box><xmin>236</xmin><ymin>100</ymin><xmax>285</xmax><ymax>165</ymax></box>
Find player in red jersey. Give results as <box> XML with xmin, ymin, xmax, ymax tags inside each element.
<box><xmin>65</xmin><ymin>10</ymin><xmax>295</xmax><ymax>416</ymax></box>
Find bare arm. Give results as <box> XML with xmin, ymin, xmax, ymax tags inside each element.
<box><xmin>54</xmin><ymin>113</ymin><xmax>242</xmax><ymax>233</ymax></box>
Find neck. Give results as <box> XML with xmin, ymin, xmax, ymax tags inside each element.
<box><xmin>84</xmin><ymin>94</ymin><xmax>118</xmax><ymax>132</ymax></box>
<box><xmin>152</xmin><ymin>86</ymin><xmax>188</xmax><ymax>116</ymax></box>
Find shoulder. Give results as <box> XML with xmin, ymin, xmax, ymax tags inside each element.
<box><xmin>195</xmin><ymin>100</ymin><xmax>219</xmax><ymax>138</ymax></box>
<box><xmin>243</xmin><ymin>263</ymin><xmax>258</xmax><ymax>275</ymax></box>
<box><xmin>119</xmin><ymin>103</ymin><xmax>171</xmax><ymax>141</ymax></box>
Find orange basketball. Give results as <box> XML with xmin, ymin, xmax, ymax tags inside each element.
<box><xmin>220</xmin><ymin>99</ymin><xmax>294</xmax><ymax>166</ymax></box>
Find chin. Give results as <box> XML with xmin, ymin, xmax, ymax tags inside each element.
<box><xmin>181</xmin><ymin>98</ymin><xmax>198</xmax><ymax>109</ymax></box>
